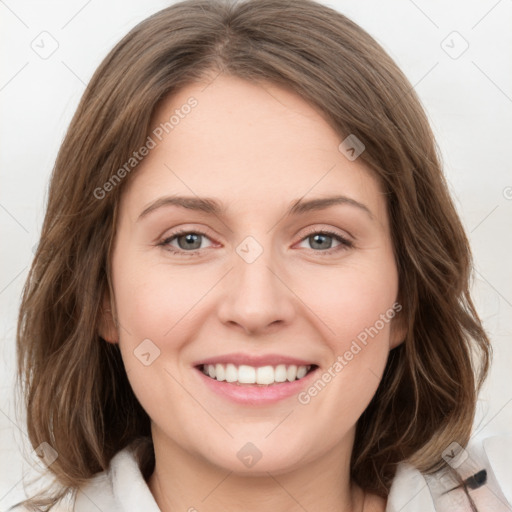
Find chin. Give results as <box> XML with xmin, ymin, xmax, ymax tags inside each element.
<box><xmin>192</xmin><ymin>430</ymin><xmax>318</xmax><ymax>476</ymax></box>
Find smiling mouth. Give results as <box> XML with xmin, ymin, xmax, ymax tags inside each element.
<box><xmin>197</xmin><ymin>363</ymin><xmax>318</xmax><ymax>386</ymax></box>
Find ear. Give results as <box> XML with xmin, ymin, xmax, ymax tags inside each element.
<box><xmin>389</xmin><ymin>302</ymin><xmax>408</xmax><ymax>350</ymax></box>
<box><xmin>98</xmin><ymin>289</ymin><xmax>119</xmax><ymax>344</ymax></box>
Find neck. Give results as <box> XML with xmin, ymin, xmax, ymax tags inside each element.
<box><xmin>147</xmin><ymin>428</ymin><xmax>366</xmax><ymax>512</ymax></box>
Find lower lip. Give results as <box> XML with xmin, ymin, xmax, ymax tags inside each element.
<box><xmin>195</xmin><ymin>367</ymin><xmax>319</xmax><ymax>405</ymax></box>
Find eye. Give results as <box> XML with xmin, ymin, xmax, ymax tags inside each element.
<box><xmin>296</xmin><ymin>229</ymin><xmax>353</xmax><ymax>254</ymax></box>
<box><xmin>158</xmin><ymin>227</ymin><xmax>353</xmax><ymax>257</ymax></box>
<box><xmin>159</xmin><ymin>229</ymin><xmax>214</xmax><ymax>256</ymax></box>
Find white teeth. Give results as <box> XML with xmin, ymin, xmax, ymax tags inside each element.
<box><xmin>256</xmin><ymin>366</ymin><xmax>274</xmax><ymax>385</ymax></box>
<box><xmin>215</xmin><ymin>363</ymin><xmax>225</xmax><ymax>381</ymax></box>
<box><xmin>296</xmin><ymin>366</ymin><xmax>308</xmax><ymax>379</ymax></box>
<box><xmin>201</xmin><ymin>363</ymin><xmax>313</xmax><ymax>385</ymax></box>
<box><xmin>274</xmin><ymin>364</ymin><xmax>287</xmax><ymax>382</ymax></box>
<box><xmin>238</xmin><ymin>365</ymin><xmax>256</xmax><ymax>384</ymax></box>
<box><xmin>225</xmin><ymin>363</ymin><xmax>237</xmax><ymax>383</ymax></box>
<box><xmin>286</xmin><ymin>365</ymin><xmax>297</xmax><ymax>382</ymax></box>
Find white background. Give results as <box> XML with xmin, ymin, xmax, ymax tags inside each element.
<box><xmin>1</xmin><ymin>0</ymin><xmax>511</xmax><ymax>509</ymax></box>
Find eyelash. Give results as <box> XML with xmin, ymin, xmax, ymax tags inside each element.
<box><xmin>158</xmin><ymin>227</ymin><xmax>354</xmax><ymax>257</ymax></box>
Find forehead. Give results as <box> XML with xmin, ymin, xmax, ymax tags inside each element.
<box><xmin>119</xmin><ymin>75</ymin><xmax>387</xmax><ymax>224</ymax></box>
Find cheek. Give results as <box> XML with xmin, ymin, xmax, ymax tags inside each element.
<box><xmin>299</xmin><ymin>257</ymin><xmax>399</xmax><ymax>350</ymax></box>
<box><xmin>110</xmin><ymin>256</ymin><xmax>218</xmax><ymax>414</ymax></box>
<box><xmin>110</xmin><ymin>257</ymin><xmax>200</xmax><ymax>440</ymax></box>
<box><xmin>294</xmin><ymin>255</ymin><xmax>399</xmax><ymax>412</ymax></box>
<box><xmin>113</xmin><ymin>256</ymin><xmax>213</xmax><ymax>343</ymax></box>
<box><xmin>297</xmin><ymin>283</ymin><xmax>396</xmax><ymax>432</ymax></box>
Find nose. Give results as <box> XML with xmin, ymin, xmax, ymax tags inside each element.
<box><xmin>216</xmin><ymin>239</ymin><xmax>296</xmax><ymax>336</ymax></box>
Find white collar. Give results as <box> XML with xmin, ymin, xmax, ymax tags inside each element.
<box><xmin>75</xmin><ymin>447</ymin><xmax>160</xmax><ymax>511</ymax></box>
<box><xmin>386</xmin><ymin>433</ymin><xmax>512</xmax><ymax>511</ymax></box>
<box><xmin>75</xmin><ymin>433</ymin><xmax>512</xmax><ymax>511</ymax></box>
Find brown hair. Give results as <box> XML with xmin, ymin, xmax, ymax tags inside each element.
<box><xmin>15</xmin><ymin>0</ymin><xmax>491</xmax><ymax>508</ymax></box>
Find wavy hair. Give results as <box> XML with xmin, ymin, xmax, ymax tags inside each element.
<box><xmin>15</xmin><ymin>0</ymin><xmax>491</xmax><ymax>509</ymax></box>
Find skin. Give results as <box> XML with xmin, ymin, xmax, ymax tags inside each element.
<box><xmin>100</xmin><ymin>74</ymin><xmax>406</xmax><ymax>512</ymax></box>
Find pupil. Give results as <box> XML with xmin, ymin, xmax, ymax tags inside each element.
<box><xmin>311</xmin><ymin>234</ymin><xmax>331</xmax><ymax>250</ymax></box>
<box><xmin>179</xmin><ymin>233</ymin><xmax>201</xmax><ymax>250</ymax></box>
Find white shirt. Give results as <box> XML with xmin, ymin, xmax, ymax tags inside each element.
<box><xmin>11</xmin><ymin>433</ymin><xmax>512</xmax><ymax>511</ymax></box>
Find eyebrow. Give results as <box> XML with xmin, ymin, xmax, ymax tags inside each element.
<box><xmin>136</xmin><ymin>194</ymin><xmax>373</xmax><ymax>222</ymax></box>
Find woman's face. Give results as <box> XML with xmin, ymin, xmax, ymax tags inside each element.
<box><xmin>104</xmin><ymin>74</ymin><xmax>404</xmax><ymax>475</ymax></box>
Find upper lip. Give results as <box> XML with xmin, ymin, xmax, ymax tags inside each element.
<box><xmin>193</xmin><ymin>353</ymin><xmax>317</xmax><ymax>368</ymax></box>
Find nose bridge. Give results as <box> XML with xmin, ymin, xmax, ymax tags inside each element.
<box><xmin>217</xmin><ymin>233</ymin><xmax>295</xmax><ymax>333</ymax></box>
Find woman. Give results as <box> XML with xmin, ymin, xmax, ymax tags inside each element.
<box><xmin>13</xmin><ymin>0</ymin><xmax>511</xmax><ymax>510</ymax></box>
